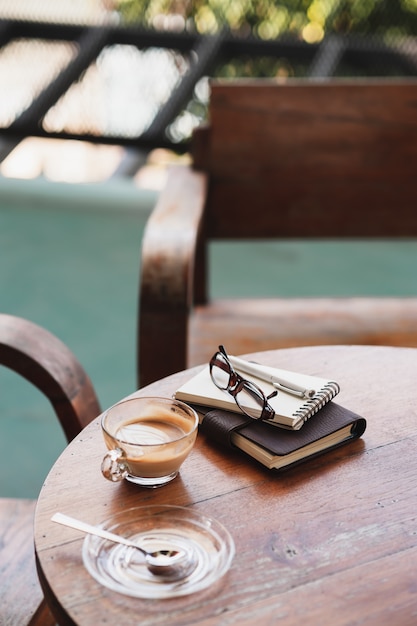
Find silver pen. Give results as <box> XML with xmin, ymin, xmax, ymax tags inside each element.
<box><xmin>228</xmin><ymin>354</ymin><xmax>316</xmax><ymax>399</ymax></box>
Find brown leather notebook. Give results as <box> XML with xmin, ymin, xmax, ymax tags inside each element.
<box><xmin>199</xmin><ymin>402</ymin><xmax>366</xmax><ymax>471</ymax></box>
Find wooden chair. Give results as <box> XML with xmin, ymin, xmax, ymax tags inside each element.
<box><xmin>138</xmin><ymin>79</ymin><xmax>417</xmax><ymax>387</ymax></box>
<box><xmin>0</xmin><ymin>313</ymin><xmax>101</xmax><ymax>626</ymax></box>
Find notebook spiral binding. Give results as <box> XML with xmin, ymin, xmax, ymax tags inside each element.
<box><xmin>293</xmin><ymin>381</ymin><xmax>341</xmax><ymax>425</ymax></box>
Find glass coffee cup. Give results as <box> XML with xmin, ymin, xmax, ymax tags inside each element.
<box><xmin>101</xmin><ymin>396</ymin><xmax>198</xmax><ymax>488</ymax></box>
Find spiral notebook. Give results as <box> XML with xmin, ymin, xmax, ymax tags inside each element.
<box><xmin>175</xmin><ymin>361</ymin><xmax>340</xmax><ymax>430</ymax></box>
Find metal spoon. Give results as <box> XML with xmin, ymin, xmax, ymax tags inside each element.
<box><xmin>51</xmin><ymin>512</ymin><xmax>196</xmax><ymax>579</ymax></box>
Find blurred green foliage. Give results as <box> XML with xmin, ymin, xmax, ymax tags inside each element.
<box><xmin>114</xmin><ymin>0</ymin><xmax>417</xmax><ymax>40</ymax></box>
<box><xmin>110</xmin><ymin>0</ymin><xmax>417</xmax><ymax>142</ymax></box>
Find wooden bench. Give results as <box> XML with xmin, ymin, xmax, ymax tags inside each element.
<box><xmin>138</xmin><ymin>79</ymin><xmax>417</xmax><ymax>387</ymax></box>
<box><xmin>0</xmin><ymin>314</ymin><xmax>101</xmax><ymax>626</ymax></box>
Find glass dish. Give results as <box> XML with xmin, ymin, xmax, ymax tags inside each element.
<box><xmin>82</xmin><ymin>504</ymin><xmax>235</xmax><ymax>599</ymax></box>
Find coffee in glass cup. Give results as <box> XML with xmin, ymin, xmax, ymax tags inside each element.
<box><xmin>101</xmin><ymin>396</ymin><xmax>198</xmax><ymax>488</ymax></box>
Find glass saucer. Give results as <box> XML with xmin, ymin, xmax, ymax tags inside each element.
<box><xmin>82</xmin><ymin>505</ymin><xmax>235</xmax><ymax>599</ymax></box>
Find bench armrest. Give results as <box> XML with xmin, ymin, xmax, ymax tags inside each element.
<box><xmin>0</xmin><ymin>313</ymin><xmax>101</xmax><ymax>441</ymax></box>
<box><xmin>138</xmin><ymin>165</ymin><xmax>208</xmax><ymax>387</ymax></box>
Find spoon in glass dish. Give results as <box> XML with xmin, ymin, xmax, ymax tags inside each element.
<box><xmin>51</xmin><ymin>512</ymin><xmax>196</xmax><ymax>579</ymax></box>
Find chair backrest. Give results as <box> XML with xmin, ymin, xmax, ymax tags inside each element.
<box><xmin>193</xmin><ymin>79</ymin><xmax>417</xmax><ymax>239</ymax></box>
<box><xmin>138</xmin><ymin>78</ymin><xmax>417</xmax><ymax>387</ymax></box>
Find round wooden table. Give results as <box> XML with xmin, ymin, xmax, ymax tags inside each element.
<box><xmin>34</xmin><ymin>346</ymin><xmax>417</xmax><ymax>626</ymax></box>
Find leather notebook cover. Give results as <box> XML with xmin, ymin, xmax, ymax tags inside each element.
<box><xmin>199</xmin><ymin>401</ymin><xmax>366</xmax><ymax>470</ymax></box>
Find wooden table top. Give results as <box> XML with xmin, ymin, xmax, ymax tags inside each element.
<box><xmin>34</xmin><ymin>345</ymin><xmax>417</xmax><ymax>626</ymax></box>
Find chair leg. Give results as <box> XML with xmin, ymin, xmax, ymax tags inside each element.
<box><xmin>29</xmin><ymin>598</ymin><xmax>56</xmax><ymax>626</ymax></box>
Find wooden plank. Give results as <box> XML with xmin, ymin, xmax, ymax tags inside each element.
<box><xmin>205</xmin><ymin>80</ymin><xmax>417</xmax><ymax>237</ymax></box>
<box><xmin>188</xmin><ymin>297</ymin><xmax>417</xmax><ymax>368</ymax></box>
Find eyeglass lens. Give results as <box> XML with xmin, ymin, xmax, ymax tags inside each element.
<box><xmin>234</xmin><ymin>381</ymin><xmax>267</xmax><ymax>419</ymax></box>
<box><xmin>210</xmin><ymin>351</ymin><xmax>232</xmax><ymax>390</ymax></box>
<box><xmin>211</xmin><ymin>349</ymin><xmax>267</xmax><ymax>419</ymax></box>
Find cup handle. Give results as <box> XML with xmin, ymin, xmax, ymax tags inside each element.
<box><xmin>101</xmin><ymin>448</ymin><xmax>129</xmax><ymax>482</ymax></box>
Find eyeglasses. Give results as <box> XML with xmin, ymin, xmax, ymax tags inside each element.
<box><xmin>209</xmin><ymin>345</ymin><xmax>278</xmax><ymax>421</ymax></box>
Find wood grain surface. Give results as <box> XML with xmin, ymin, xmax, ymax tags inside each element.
<box><xmin>34</xmin><ymin>345</ymin><xmax>417</xmax><ymax>625</ymax></box>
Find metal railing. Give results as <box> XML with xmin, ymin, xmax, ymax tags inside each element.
<box><xmin>1</xmin><ymin>17</ymin><xmax>416</xmax><ymax>171</ymax></box>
